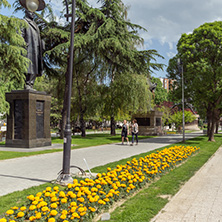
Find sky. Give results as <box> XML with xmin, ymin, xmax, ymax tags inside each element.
<box><xmin>2</xmin><ymin>0</ymin><xmax>222</xmax><ymax>78</ymax></box>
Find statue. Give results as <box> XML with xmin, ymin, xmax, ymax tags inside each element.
<box><xmin>22</xmin><ymin>10</ymin><xmax>44</xmax><ymax>89</ymax></box>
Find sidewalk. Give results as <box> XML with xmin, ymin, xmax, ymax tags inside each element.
<box><xmin>0</xmin><ymin>132</ymin><xmax>201</xmax><ymax>197</ymax></box>
<box><xmin>151</xmin><ymin>146</ymin><xmax>222</xmax><ymax>222</ymax></box>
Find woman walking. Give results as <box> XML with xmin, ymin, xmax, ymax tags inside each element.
<box><xmin>131</xmin><ymin>119</ymin><xmax>139</xmax><ymax>146</ymax></box>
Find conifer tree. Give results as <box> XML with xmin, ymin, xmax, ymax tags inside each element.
<box><xmin>0</xmin><ymin>0</ymin><xmax>29</xmax><ymax>113</ymax></box>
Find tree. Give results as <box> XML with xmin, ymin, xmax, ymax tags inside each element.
<box><xmin>167</xmin><ymin>21</ymin><xmax>222</xmax><ymax>141</ymax></box>
<box><xmin>169</xmin><ymin>110</ymin><xmax>196</xmax><ymax>130</ymax></box>
<box><xmin>0</xmin><ymin>0</ymin><xmax>29</xmax><ymax>113</ymax></box>
<box><xmin>97</xmin><ymin>0</ymin><xmax>163</xmax><ymax>135</ymax></box>
<box><xmin>151</xmin><ymin>77</ymin><xmax>168</xmax><ymax>105</ymax></box>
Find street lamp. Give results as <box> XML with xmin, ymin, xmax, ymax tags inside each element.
<box><xmin>19</xmin><ymin>0</ymin><xmax>76</xmax><ymax>184</ymax></box>
<box><xmin>177</xmin><ymin>58</ymin><xmax>185</xmax><ymax>143</ymax></box>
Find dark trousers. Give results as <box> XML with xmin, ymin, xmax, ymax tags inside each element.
<box><xmin>132</xmin><ymin>132</ymin><xmax>138</xmax><ymax>144</ymax></box>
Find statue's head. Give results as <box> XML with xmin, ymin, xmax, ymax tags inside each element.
<box><xmin>25</xmin><ymin>10</ymin><xmax>34</xmax><ymax>20</ymax></box>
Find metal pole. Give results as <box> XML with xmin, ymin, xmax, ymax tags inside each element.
<box><xmin>61</xmin><ymin>0</ymin><xmax>76</xmax><ymax>183</ymax></box>
<box><xmin>182</xmin><ymin>64</ymin><xmax>185</xmax><ymax>142</ymax></box>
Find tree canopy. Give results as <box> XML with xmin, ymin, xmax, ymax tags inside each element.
<box><xmin>167</xmin><ymin>21</ymin><xmax>222</xmax><ymax>141</ymax></box>
<box><xmin>0</xmin><ymin>0</ymin><xmax>29</xmax><ymax>113</ymax></box>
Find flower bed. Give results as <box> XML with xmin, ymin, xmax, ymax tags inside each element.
<box><xmin>0</xmin><ymin>145</ymin><xmax>199</xmax><ymax>222</ymax></box>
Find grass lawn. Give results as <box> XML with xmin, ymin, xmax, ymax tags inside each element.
<box><xmin>1</xmin><ymin>133</ymin><xmax>220</xmax><ymax>221</ymax></box>
<box><xmin>0</xmin><ymin>134</ymin><xmax>153</xmax><ymax>161</ymax></box>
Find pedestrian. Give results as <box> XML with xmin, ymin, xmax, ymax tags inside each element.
<box><xmin>121</xmin><ymin>120</ymin><xmax>129</xmax><ymax>145</ymax></box>
<box><xmin>131</xmin><ymin>119</ymin><xmax>139</xmax><ymax>145</ymax></box>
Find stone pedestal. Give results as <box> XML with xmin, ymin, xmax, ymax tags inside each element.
<box><xmin>6</xmin><ymin>90</ymin><xmax>51</xmax><ymax>148</ymax></box>
<box><xmin>132</xmin><ymin>110</ymin><xmax>164</xmax><ymax>135</ymax></box>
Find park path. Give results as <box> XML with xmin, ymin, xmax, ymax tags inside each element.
<box><xmin>151</xmin><ymin>146</ymin><xmax>222</xmax><ymax>222</ymax></box>
<box><xmin>0</xmin><ymin>132</ymin><xmax>201</xmax><ymax>197</ymax></box>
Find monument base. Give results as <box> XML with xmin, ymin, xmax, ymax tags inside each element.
<box><xmin>132</xmin><ymin>110</ymin><xmax>164</xmax><ymax>136</ymax></box>
<box><xmin>6</xmin><ymin>90</ymin><xmax>51</xmax><ymax>148</ymax></box>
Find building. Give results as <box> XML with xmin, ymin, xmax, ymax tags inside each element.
<box><xmin>159</xmin><ymin>78</ymin><xmax>175</xmax><ymax>92</ymax></box>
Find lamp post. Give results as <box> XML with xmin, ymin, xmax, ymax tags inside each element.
<box><xmin>177</xmin><ymin>58</ymin><xmax>185</xmax><ymax>143</ymax></box>
<box><xmin>19</xmin><ymin>0</ymin><xmax>76</xmax><ymax>184</ymax></box>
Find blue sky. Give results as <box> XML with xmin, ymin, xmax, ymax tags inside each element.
<box><xmin>2</xmin><ymin>0</ymin><xmax>222</xmax><ymax>78</ymax></box>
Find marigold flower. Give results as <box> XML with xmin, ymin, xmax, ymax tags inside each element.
<box><xmin>41</xmin><ymin>206</ymin><xmax>49</xmax><ymax>212</ymax></box>
<box><xmin>0</xmin><ymin>218</ymin><xmax>7</xmax><ymax>222</ymax></box>
<box><xmin>27</xmin><ymin>195</ymin><xmax>35</xmax><ymax>201</ymax></box>
<box><xmin>50</xmin><ymin>203</ymin><xmax>57</xmax><ymax>209</ymax></box>
<box><xmin>48</xmin><ymin>218</ymin><xmax>55</xmax><ymax>222</ymax></box>
<box><xmin>29</xmin><ymin>216</ymin><xmax>36</xmax><ymax>221</ymax></box>
<box><xmin>61</xmin><ymin>198</ymin><xmax>67</xmax><ymax>204</ymax></box>
<box><xmin>53</xmin><ymin>186</ymin><xmax>59</xmax><ymax>191</ymax></box>
<box><xmin>29</xmin><ymin>205</ymin><xmax>36</xmax><ymax>210</ymax></box>
<box><xmin>80</xmin><ymin>211</ymin><xmax>86</xmax><ymax>216</ymax></box>
<box><xmin>60</xmin><ymin>214</ymin><xmax>66</xmax><ymax>220</ymax></box>
<box><xmin>50</xmin><ymin>210</ymin><xmax>58</xmax><ymax>216</ymax></box>
<box><xmin>59</xmin><ymin>191</ymin><xmax>66</xmax><ymax>198</ymax></box>
<box><xmin>6</xmin><ymin>209</ymin><xmax>14</xmax><ymax>215</ymax></box>
<box><xmin>46</xmin><ymin>187</ymin><xmax>52</xmax><ymax>192</ymax></box>
<box><xmin>36</xmin><ymin>212</ymin><xmax>42</xmax><ymax>219</ymax></box>
<box><xmin>17</xmin><ymin>211</ymin><xmax>25</xmax><ymax>217</ymax></box>
<box><xmin>11</xmin><ymin>206</ymin><xmax>19</xmax><ymax>210</ymax></box>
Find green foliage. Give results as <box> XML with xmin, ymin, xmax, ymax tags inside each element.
<box><xmin>151</xmin><ymin>77</ymin><xmax>168</xmax><ymax>105</ymax></box>
<box><xmin>167</xmin><ymin>21</ymin><xmax>222</xmax><ymax>140</ymax></box>
<box><xmin>169</xmin><ymin>110</ymin><xmax>196</xmax><ymax>129</ymax></box>
<box><xmin>0</xmin><ymin>0</ymin><xmax>30</xmax><ymax>113</ymax></box>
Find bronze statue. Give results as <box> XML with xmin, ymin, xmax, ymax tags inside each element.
<box><xmin>22</xmin><ymin>10</ymin><xmax>44</xmax><ymax>89</ymax></box>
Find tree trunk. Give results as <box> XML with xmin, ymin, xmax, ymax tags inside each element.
<box><xmin>215</xmin><ymin>119</ymin><xmax>219</xmax><ymax>134</ymax></box>
<box><xmin>111</xmin><ymin>116</ymin><xmax>116</xmax><ymax>136</ymax></box>
<box><xmin>80</xmin><ymin>111</ymin><xmax>86</xmax><ymax>137</ymax></box>
<box><xmin>208</xmin><ymin>109</ymin><xmax>215</xmax><ymax>142</ymax></box>
<box><xmin>59</xmin><ymin>71</ymin><xmax>69</xmax><ymax>139</ymax></box>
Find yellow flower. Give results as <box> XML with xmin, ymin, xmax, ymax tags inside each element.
<box><xmin>78</xmin><ymin>207</ymin><xmax>85</xmax><ymax>213</ymax></box>
<box><xmin>60</xmin><ymin>214</ymin><xmax>66</xmax><ymax>220</ymax></box>
<box><xmin>51</xmin><ymin>196</ymin><xmax>57</xmax><ymax>202</ymax></box>
<box><xmin>17</xmin><ymin>211</ymin><xmax>25</xmax><ymax>218</ymax></box>
<box><xmin>45</xmin><ymin>192</ymin><xmax>51</xmax><ymax>197</ymax></box>
<box><xmin>29</xmin><ymin>205</ymin><xmax>37</xmax><ymax>211</ymax></box>
<box><xmin>50</xmin><ymin>203</ymin><xmax>58</xmax><ymax>209</ymax></box>
<box><xmin>29</xmin><ymin>216</ymin><xmax>36</xmax><ymax>221</ymax></box>
<box><xmin>90</xmin><ymin>207</ymin><xmax>96</xmax><ymax>212</ymax></box>
<box><xmin>62</xmin><ymin>210</ymin><xmax>68</xmax><ymax>215</ymax></box>
<box><xmin>27</xmin><ymin>195</ymin><xmax>35</xmax><ymax>201</ymax></box>
<box><xmin>46</xmin><ymin>187</ymin><xmax>52</xmax><ymax>192</ymax></box>
<box><xmin>41</xmin><ymin>206</ymin><xmax>49</xmax><ymax>212</ymax></box>
<box><xmin>59</xmin><ymin>191</ymin><xmax>66</xmax><ymax>197</ymax></box>
<box><xmin>36</xmin><ymin>212</ymin><xmax>42</xmax><ymax>219</ymax></box>
<box><xmin>70</xmin><ymin>202</ymin><xmax>77</xmax><ymax>207</ymax></box>
<box><xmin>80</xmin><ymin>211</ymin><xmax>86</xmax><ymax>216</ymax></box>
<box><xmin>6</xmin><ymin>210</ymin><xmax>14</xmax><ymax>215</ymax></box>
<box><xmin>48</xmin><ymin>218</ymin><xmax>55</xmax><ymax>222</ymax></box>
<box><xmin>20</xmin><ymin>206</ymin><xmax>27</xmax><ymax>211</ymax></box>
<box><xmin>61</xmin><ymin>198</ymin><xmax>67</xmax><ymax>204</ymax></box>
<box><xmin>11</xmin><ymin>206</ymin><xmax>19</xmax><ymax>210</ymax></box>
<box><xmin>50</xmin><ymin>210</ymin><xmax>58</xmax><ymax>216</ymax></box>
<box><xmin>53</xmin><ymin>186</ymin><xmax>59</xmax><ymax>191</ymax></box>
<box><xmin>0</xmin><ymin>218</ymin><xmax>7</xmax><ymax>222</ymax></box>
<box><xmin>36</xmin><ymin>192</ymin><xmax>42</xmax><ymax>197</ymax></box>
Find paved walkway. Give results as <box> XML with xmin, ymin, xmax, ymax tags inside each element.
<box><xmin>151</xmin><ymin>145</ymin><xmax>222</xmax><ymax>222</ymax></box>
<box><xmin>0</xmin><ymin>132</ymin><xmax>201</xmax><ymax>197</ymax></box>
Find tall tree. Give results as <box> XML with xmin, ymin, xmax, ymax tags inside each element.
<box><xmin>97</xmin><ymin>0</ymin><xmax>164</xmax><ymax>135</ymax></box>
<box><xmin>167</xmin><ymin>21</ymin><xmax>222</xmax><ymax>141</ymax></box>
<box><xmin>0</xmin><ymin>0</ymin><xmax>29</xmax><ymax>113</ymax></box>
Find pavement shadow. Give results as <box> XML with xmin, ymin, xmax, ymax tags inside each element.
<box><xmin>0</xmin><ymin>174</ymin><xmax>50</xmax><ymax>183</ymax></box>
